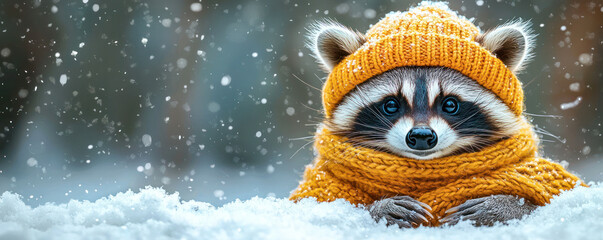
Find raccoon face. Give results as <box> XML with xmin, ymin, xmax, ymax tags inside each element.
<box><xmin>309</xmin><ymin>19</ymin><xmax>534</xmax><ymax>160</ymax></box>
<box><xmin>327</xmin><ymin>67</ymin><xmax>523</xmax><ymax>159</ymax></box>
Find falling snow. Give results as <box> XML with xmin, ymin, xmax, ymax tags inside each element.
<box><xmin>176</xmin><ymin>58</ymin><xmax>188</xmax><ymax>69</ymax></box>
<box><xmin>190</xmin><ymin>3</ymin><xmax>202</xmax><ymax>12</ymax></box>
<box><xmin>142</xmin><ymin>134</ymin><xmax>152</xmax><ymax>147</ymax></box>
<box><xmin>26</xmin><ymin>158</ymin><xmax>38</xmax><ymax>167</ymax></box>
<box><xmin>221</xmin><ymin>75</ymin><xmax>232</xmax><ymax>86</ymax></box>
<box><xmin>560</xmin><ymin>97</ymin><xmax>583</xmax><ymax>110</ymax></box>
<box><xmin>59</xmin><ymin>74</ymin><xmax>67</xmax><ymax>86</ymax></box>
<box><xmin>0</xmin><ymin>48</ymin><xmax>10</xmax><ymax>57</ymax></box>
<box><xmin>0</xmin><ymin>1</ymin><xmax>600</xmax><ymax>239</ymax></box>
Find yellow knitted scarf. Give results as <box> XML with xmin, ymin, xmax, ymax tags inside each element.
<box><xmin>289</xmin><ymin>122</ymin><xmax>584</xmax><ymax>226</ymax></box>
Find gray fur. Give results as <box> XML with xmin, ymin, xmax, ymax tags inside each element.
<box><xmin>476</xmin><ymin>20</ymin><xmax>535</xmax><ymax>73</ymax></box>
<box><xmin>368</xmin><ymin>196</ymin><xmax>433</xmax><ymax>228</ymax></box>
<box><xmin>328</xmin><ymin>67</ymin><xmax>522</xmax><ymax>160</ymax></box>
<box><xmin>440</xmin><ymin>194</ymin><xmax>538</xmax><ymax>226</ymax></box>
<box><xmin>308</xmin><ymin>20</ymin><xmax>366</xmax><ymax>72</ymax></box>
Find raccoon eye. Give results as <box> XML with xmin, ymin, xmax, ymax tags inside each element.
<box><xmin>442</xmin><ymin>97</ymin><xmax>459</xmax><ymax>114</ymax></box>
<box><xmin>381</xmin><ymin>98</ymin><xmax>400</xmax><ymax>115</ymax></box>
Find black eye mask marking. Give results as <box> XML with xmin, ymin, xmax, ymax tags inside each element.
<box><xmin>333</xmin><ymin>66</ymin><xmax>511</xmax><ymax>157</ymax></box>
<box><xmin>435</xmin><ymin>94</ymin><xmax>501</xmax><ymax>148</ymax></box>
<box><xmin>349</xmin><ymin>96</ymin><xmax>409</xmax><ymax>141</ymax></box>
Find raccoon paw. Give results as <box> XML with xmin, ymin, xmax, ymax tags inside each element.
<box><xmin>440</xmin><ymin>195</ymin><xmax>538</xmax><ymax>226</ymax></box>
<box><xmin>369</xmin><ymin>196</ymin><xmax>433</xmax><ymax>228</ymax></box>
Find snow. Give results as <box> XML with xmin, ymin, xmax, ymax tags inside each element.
<box><xmin>176</xmin><ymin>58</ymin><xmax>188</xmax><ymax>69</ymax></box>
<box><xmin>142</xmin><ymin>134</ymin><xmax>152</xmax><ymax>147</ymax></box>
<box><xmin>1</xmin><ymin>184</ymin><xmax>601</xmax><ymax>240</ymax></box>
<box><xmin>579</xmin><ymin>53</ymin><xmax>593</xmax><ymax>66</ymax></box>
<box><xmin>286</xmin><ymin>107</ymin><xmax>295</xmax><ymax>116</ymax></box>
<box><xmin>26</xmin><ymin>158</ymin><xmax>37</xmax><ymax>167</ymax></box>
<box><xmin>190</xmin><ymin>3</ymin><xmax>202</xmax><ymax>12</ymax></box>
<box><xmin>560</xmin><ymin>97</ymin><xmax>583</xmax><ymax>110</ymax></box>
<box><xmin>221</xmin><ymin>75</ymin><xmax>232</xmax><ymax>86</ymax></box>
<box><xmin>59</xmin><ymin>74</ymin><xmax>68</xmax><ymax>86</ymax></box>
<box><xmin>208</xmin><ymin>102</ymin><xmax>220</xmax><ymax>112</ymax></box>
<box><xmin>0</xmin><ymin>48</ymin><xmax>10</xmax><ymax>57</ymax></box>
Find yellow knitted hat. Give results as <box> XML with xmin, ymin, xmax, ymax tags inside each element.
<box><xmin>322</xmin><ymin>2</ymin><xmax>524</xmax><ymax>117</ymax></box>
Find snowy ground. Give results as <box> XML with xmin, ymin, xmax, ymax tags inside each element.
<box><xmin>1</xmin><ymin>184</ymin><xmax>602</xmax><ymax>240</ymax></box>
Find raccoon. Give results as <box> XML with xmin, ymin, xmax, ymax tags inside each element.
<box><xmin>309</xmin><ymin>18</ymin><xmax>538</xmax><ymax>227</ymax></box>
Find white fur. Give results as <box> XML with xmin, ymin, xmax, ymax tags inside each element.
<box><xmin>330</xmin><ymin>75</ymin><xmax>402</xmax><ymax>130</ymax></box>
<box><xmin>327</xmin><ymin>67</ymin><xmax>523</xmax><ymax>161</ymax></box>
<box><xmin>478</xmin><ymin>20</ymin><xmax>535</xmax><ymax>73</ymax></box>
<box><xmin>402</xmin><ymin>78</ymin><xmax>415</xmax><ymax>107</ymax></box>
<box><xmin>307</xmin><ymin>20</ymin><xmax>365</xmax><ymax>71</ymax></box>
<box><xmin>427</xmin><ymin>78</ymin><xmax>440</xmax><ymax>107</ymax></box>
<box><xmin>385</xmin><ymin>117</ymin><xmax>414</xmax><ymax>154</ymax></box>
<box><xmin>438</xmin><ymin>73</ymin><xmax>522</xmax><ymax>137</ymax></box>
<box><xmin>385</xmin><ymin>117</ymin><xmax>460</xmax><ymax>160</ymax></box>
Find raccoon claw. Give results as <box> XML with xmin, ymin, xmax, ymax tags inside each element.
<box><xmin>440</xmin><ymin>195</ymin><xmax>537</xmax><ymax>226</ymax></box>
<box><xmin>369</xmin><ymin>196</ymin><xmax>433</xmax><ymax>228</ymax></box>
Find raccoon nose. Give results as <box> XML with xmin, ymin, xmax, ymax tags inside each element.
<box><xmin>405</xmin><ymin>127</ymin><xmax>438</xmax><ymax>150</ymax></box>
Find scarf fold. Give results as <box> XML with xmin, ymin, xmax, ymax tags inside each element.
<box><xmin>290</xmin><ymin>123</ymin><xmax>584</xmax><ymax>226</ymax></box>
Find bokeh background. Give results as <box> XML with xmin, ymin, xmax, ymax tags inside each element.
<box><xmin>0</xmin><ymin>0</ymin><xmax>601</xmax><ymax>206</ymax></box>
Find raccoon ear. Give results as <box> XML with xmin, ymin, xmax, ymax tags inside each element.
<box><xmin>308</xmin><ymin>20</ymin><xmax>366</xmax><ymax>72</ymax></box>
<box><xmin>476</xmin><ymin>20</ymin><xmax>535</xmax><ymax>73</ymax></box>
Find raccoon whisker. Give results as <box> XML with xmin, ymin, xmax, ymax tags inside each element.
<box><xmin>451</xmin><ymin>135</ymin><xmax>499</xmax><ymax>152</ymax></box>
<box><xmin>450</xmin><ymin>109</ymin><xmax>482</xmax><ymax>129</ymax></box>
<box><xmin>325</xmin><ymin>123</ymin><xmax>388</xmax><ymax>133</ymax></box>
<box><xmin>314</xmin><ymin>73</ymin><xmax>325</xmax><ymax>84</ymax></box>
<box><xmin>455</xmin><ymin>131</ymin><xmax>503</xmax><ymax>136</ymax></box>
<box><xmin>338</xmin><ymin>135</ymin><xmax>385</xmax><ymax>143</ymax></box>
<box><xmin>334</xmin><ymin>131</ymin><xmax>390</xmax><ymax>140</ymax></box>
<box><xmin>455</xmin><ymin>129</ymin><xmax>507</xmax><ymax>137</ymax></box>
<box><xmin>457</xmin><ymin>134</ymin><xmax>504</xmax><ymax>139</ymax></box>
<box><xmin>454</xmin><ymin>128</ymin><xmax>502</xmax><ymax>133</ymax></box>
<box><xmin>522</xmin><ymin>75</ymin><xmax>540</xmax><ymax>88</ymax></box>
<box><xmin>289</xmin><ymin>136</ymin><xmax>316</xmax><ymax>141</ymax></box>
<box><xmin>344</xmin><ymin>135</ymin><xmax>387</xmax><ymax>142</ymax></box>
<box><xmin>290</xmin><ymin>139</ymin><xmax>316</xmax><ymax>159</ymax></box>
<box><xmin>354</xmin><ymin>86</ymin><xmax>394</xmax><ymax>128</ymax></box>
<box><xmin>347</xmin><ymin>122</ymin><xmax>390</xmax><ymax>133</ymax></box>
<box><xmin>477</xmin><ymin>137</ymin><xmax>499</xmax><ymax>143</ymax></box>
<box><xmin>455</xmin><ymin>140</ymin><xmax>492</xmax><ymax>154</ymax></box>
<box><xmin>292</xmin><ymin>73</ymin><xmax>322</xmax><ymax>92</ymax></box>
<box><xmin>533</xmin><ymin>127</ymin><xmax>566</xmax><ymax>144</ymax></box>
<box><xmin>343</xmin><ymin>139</ymin><xmax>392</xmax><ymax>153</ymax></box>
<box><xmin>450</xmin><ymin>88</ymin><xmax>491</xmax><ymax>129</ymax></box>
<box><xmin>308</xmin><ymin>117</ymin><xmax>328</xmax><ymax>124</ymax></box>
<box><xmin>523</xmin><ymin>112</ymin><xmax>562</xmax><ymax>119</ymax></box>
<box><xmin>328</xmin><ymin>119</ymin><xmax>391</xmax><ymax>134</ymax></box>
<box><xmin>314</xmin><ymin>141</ymin><xmax>359</xmax><ymax>167</ymax></box>
<box><xmin>307</xmin><ymin>120</ymin><xmax>324</xmax><ymax>124</ymax></box>
<box><xmin>300</xmin><ymin>102</ymin><xmax>323</xmax><ymax>113</ymax></box>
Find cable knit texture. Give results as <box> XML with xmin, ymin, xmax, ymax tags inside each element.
<box><xmin>290</xmin><ymin>2</ymin><xmax>584</xmax><ymax>227</ymax></box>
<box><xmin>290</xmin><ymin>122</ymin><xmax>583</xmax><ymax>226</ymax></box>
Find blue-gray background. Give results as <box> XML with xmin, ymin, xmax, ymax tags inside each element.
<box><xmin>0</xmin><ymin>0</ymin><xmax>601</xmax><ymax>206</ymax></box>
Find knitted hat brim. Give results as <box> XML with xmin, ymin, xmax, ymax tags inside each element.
<box><xmin>322</xmin><ymin>32</ymin><xmax>524</xmax><ymax>117</ymax></box>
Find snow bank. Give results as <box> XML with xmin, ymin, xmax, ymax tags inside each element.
<box><xmin>1</xmin><ymin>184</ymin><xmax>602</xmax><ymax>240</ymax></box>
